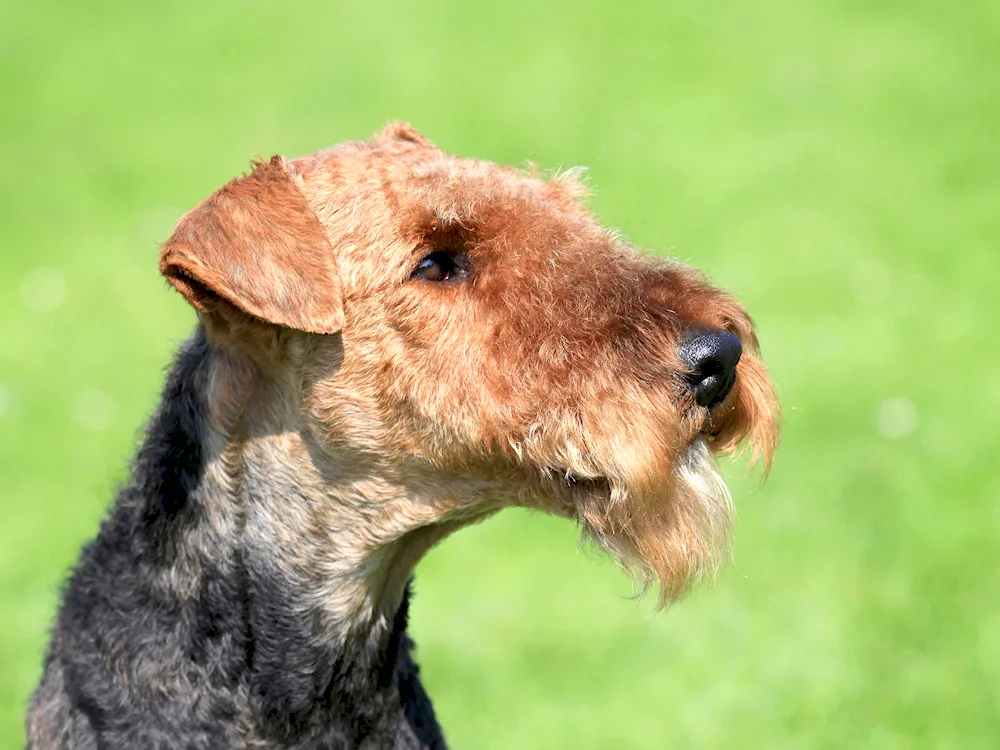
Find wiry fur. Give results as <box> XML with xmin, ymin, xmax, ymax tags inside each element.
<box><xmin>28</xmin><ymin>123</ymin><xmax>779</xmax><ymax>748</ymax></box>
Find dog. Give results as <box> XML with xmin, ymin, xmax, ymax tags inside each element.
<box><xmin>27</xmin><ymin>123</ymin><xmax>779</xmax><ymax>749</ymax></box>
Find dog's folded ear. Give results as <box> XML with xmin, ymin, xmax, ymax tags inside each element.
<box><xmin>160</xmin><ymin>156</ymin><xmax>343</xmax><ymax>334</ymax></box>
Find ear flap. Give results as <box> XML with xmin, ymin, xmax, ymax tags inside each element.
<box><xmin>375</xmin><ymin>121</ymin><xmax>436</xmax><ymax>149</ymax></box>
<box><xmin>160</xmin><ymin>156</ymin><xmax>344</xmax><ymax>334</ymax></box>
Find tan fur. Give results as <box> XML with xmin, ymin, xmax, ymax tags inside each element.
<box><xmin>159</xmin><ymin>123</ymin><xmax>780</xmax><ymax>626</ymax></box>
<box><xmin>161</xmin><ymin>156</ymin><xmax>344</xmax><ymax>334</ymax></box>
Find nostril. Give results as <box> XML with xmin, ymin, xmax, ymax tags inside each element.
<box><xmin>678</xmin><ymin>330</ymin><xmax>743</xmax><ymax>407</ymax></box>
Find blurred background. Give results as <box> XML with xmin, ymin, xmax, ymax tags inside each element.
<box><xmin>2</xmin><ymin>1</ymin><xmax>998</xmax><ymax>747</ymax></box>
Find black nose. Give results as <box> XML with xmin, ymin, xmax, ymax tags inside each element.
<box><xmin>678</xmin><ymin>330</ymin><xmax>742</xmax><ymax>407</ymax></box>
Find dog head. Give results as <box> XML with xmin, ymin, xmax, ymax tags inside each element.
<box><xmin>161</xmin><ymin>123</ymin><xmax>779</xmax><ymax>609</ymax></box>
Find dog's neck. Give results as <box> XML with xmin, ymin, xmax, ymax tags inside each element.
<box><xmin>197</xmin><ymin>323</ymin><xmax>456</xmax><ymax>632</ymax></box>
<box><xmin>137</xmin><ymin>326</ymin><xmax>443</xmax><ymax>745</ymax></box>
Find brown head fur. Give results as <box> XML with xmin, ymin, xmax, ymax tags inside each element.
<box><xmin>159</xmin><ymin>123</ymin><xmax>780</xmax><ymax>622</ymax></box>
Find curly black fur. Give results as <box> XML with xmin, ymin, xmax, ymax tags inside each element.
<box><xmin>27</xmin><ymin>331</ymin><xmax>446</xmax><ymax>749</ymax></box>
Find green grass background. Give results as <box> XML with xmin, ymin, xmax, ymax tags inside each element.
<box><xmin>2</xmin><ymin>1</ymin><xmax>998</xmax><ymax>747</ymax></box>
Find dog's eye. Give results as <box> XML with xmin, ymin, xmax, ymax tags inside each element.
<box><xmin>411</xmin><ymin>250</ymin><xmax>470</xmax><ymax>283</ymax></box>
